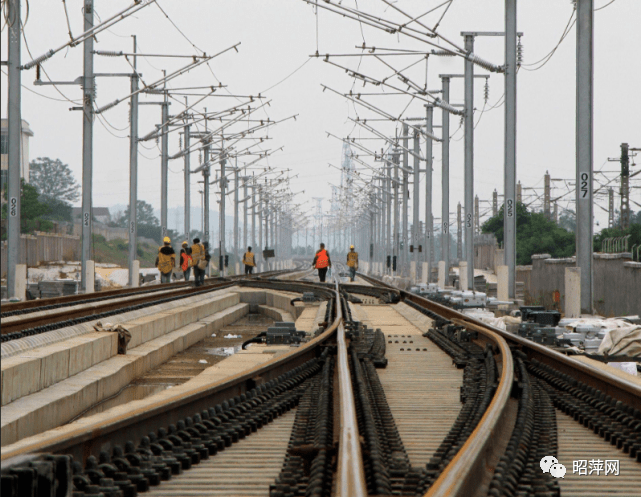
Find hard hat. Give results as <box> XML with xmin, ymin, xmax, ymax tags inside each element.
<box><xmin>163</xmin><ymin>236</ymin><xmax>171</xmax><ymax>243</ymax></box>
<box><xmin>182</xmin><ymin>241</ymin><xmax>188</xmax><ymax>246</ymax></box>
<box><xmin>350</xmin><ymin>245</ymin><xmax>354</xmax><ymax>249</ymax></box>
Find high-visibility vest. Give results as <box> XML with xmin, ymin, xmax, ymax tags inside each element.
<box><xmin>158</xmin><ymin>249</ymin><xmax>174</xmax><ymax>274</ymax></box>
<box><xmin>316</xmin><ymin>249</ymin><xmax>329</xmax><ymax>269</ymax></box>
<box><xmin>190</xmin><ymin>243</ymin><xmax>204</xmax><ymax>266</ymax></box>
<box><xmin>181</xmin><ymin>253</ymin><xmax>192</xmax><ymax>271</ymax></box>
<box><xmin>243</xmin><ymin>251</ymin><xmax>255</xmax><ymax>266</ymax></box>
<box><xmin>347</xmin><ymin>251</ymin><xmax>359</xmax><ymax>268</ymax></box>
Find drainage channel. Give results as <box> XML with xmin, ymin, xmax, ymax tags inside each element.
<box><xmin>71</xmin><ymin>313</ymin><xmax>276</xmax><ymax>422</ymax></box>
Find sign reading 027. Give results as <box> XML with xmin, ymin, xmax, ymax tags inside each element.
<box><xmin>580</xmin><ymin>172</ymin><xmax>590</xmax><ymax>199</ymax></box>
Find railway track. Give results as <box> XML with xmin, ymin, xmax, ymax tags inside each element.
<box><xmin>1</xmin><ymin>269</ymin><xmax>639</xmax><ymax>496</ymax></box>
<box><xmin>0</xmin><ymin>268</ymin><xmax>301</xmax><ymax>341</ymax></box>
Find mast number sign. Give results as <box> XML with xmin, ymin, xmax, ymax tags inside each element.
<box><xmin>580</xmin><ymin>172</ymin><xmax>590</xmax><ymax>199</ymax></box>
<box><xmin>9</xmin><ymin>197</ymin><xmax>18</xmax><ymax>217</ymax></box>
<box><xmin>506</xmin><ymin>198</ymin><xmax>514</xmax><ymax>218</ymax></box>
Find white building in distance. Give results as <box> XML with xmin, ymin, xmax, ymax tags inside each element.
<box><xmin>1</xmin><ymin>118</ymin><xmax>34</xmax><ymax>188</ymax></box>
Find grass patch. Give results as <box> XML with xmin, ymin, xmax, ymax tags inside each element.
<box><xmin>92</xmin><ymin>234</ymin><xmax>158</xmax><ymax>268</ymax></box>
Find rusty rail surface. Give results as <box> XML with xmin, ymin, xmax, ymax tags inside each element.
<box><xmin>1</xmin><ymin>266</ymin><xmax>297</xmax><ymax>315</ymax></box>
<box><xmin>334</xmin><ymin>278</ymin><xmax>368</xmax><ymax>497</ymax></box>
<box><xmin>357</xmin><ymin>272</ymin><xmax>641</xmax><ymax>408</ymax></box>
<box><xmin>1</xmin><ymin>280</ymin><xmax>191</xmax><ymax>313</ymax></box>
<box><xmin>1</xmin><ymin>268</ymin><xmax>303</xmax><ymax>336</ymax></box>
<box><xmin>1</xmin><ymin>283</ymin><xmax>231</xmax><ymax>334</ymax></box>
<box><xmin>358</xmin><ymin>272</ymin><xmax>641</xmax><ymax>495</ymax></box>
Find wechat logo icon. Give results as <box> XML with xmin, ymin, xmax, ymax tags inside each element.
<box><xmin>540</xmin><ymin>456</ymin><xmax>566</xmax><ymax>478</ymax></box>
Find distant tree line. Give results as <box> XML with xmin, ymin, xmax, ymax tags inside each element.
<box><xmin>482</xmin><ymin>203</ymin><xmax>641</xmax><ymax>265</ymax></box>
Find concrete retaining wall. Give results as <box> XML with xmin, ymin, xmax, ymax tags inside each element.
<box><xmin>1</xmin><ymin>232</ymin><xmax>80</xmax><ymax>277</ymax></box>
<box><xmin>523</xmin><ymin>253</ymin><xmax>641</xmax><ymax>316</ymax></box>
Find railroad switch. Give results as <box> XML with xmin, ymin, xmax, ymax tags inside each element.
<box><xmin>266</xmin><ymin>322</ymin><xmax>306</xmax><ymax>345</ymax></box>
<box><xmin>302</xmin><ymin>292</ymin><xmax>318</xmax><ymax>303</ymax></box>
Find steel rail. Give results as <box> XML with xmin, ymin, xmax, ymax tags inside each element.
<box><xmin>358</xmin><ymin>271</ymin><xmax>641</xmax><ymax>494</ymax></box>
<box><xmin>1</xmin><ymin>283</ymin><xmax>230</xmax><ymax>334</ymax></box>
<box><xmin>0</xmin><ymin>281</ymin><xmax>339</xmax><ymax>463</ymax></box>
<box><xmin>0</xmin><ymin>280</ymin><xmax>191</xmax><ymax>313</ymax></box>
<box><xmin>455</xmin><ymin>316</ymin><xmax>641</xmax><ymax>410</ymax></box>
<box><xmin>356</xmin><ymin>272</ymin><xmax>515</xmax><ymax>496</ymax></box>
<box><xmin>357</xmin><ymin>272</ymin><xmax>641</xmax><ymax>407</ymax></box>
<box><xmin>1</xmin><ymin>267</ymin><xmax>298</xmax><ymax>316</ymax></box>
<box><xmin>334</xmin><ymin>278</ymin><xmax>368</xmax><ymax>497</ymax></box>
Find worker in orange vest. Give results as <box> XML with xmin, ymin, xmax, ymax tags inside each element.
<box><xmin>179</xmin><ymin>241</ymin><xmax>192</xmax><ymax>281</ymax></box>
<box><xmin>312</xmin><ymin>243</ymin><xmax>332</xmax><ymax>283</ymax></box>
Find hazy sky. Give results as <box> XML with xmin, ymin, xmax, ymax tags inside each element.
<box><xmin>2</xmin><ymin>0</ymin><xmax>640</xmax><ymax>234</ymax></box>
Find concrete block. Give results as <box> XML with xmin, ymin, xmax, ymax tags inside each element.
<box><xmin>4</xmin><ymin>356</ymin><xmax>42</xmax><ymax>404</ymax></box>
<box><xmin>128</xmin><ymin>346</ymin><xmax>154</xmax><ymax>378</ymax></box>
<box><xmin>1</xmin><ymin>418</ymin><xmax>18</xmax><ymax>447</ymax></box>
<box><xmin>438</xmin><ymin>261</ymin><xmax>446</xmax><ymax>289</ymax></box>
<box><xmin>15</xmin><ymin>400</ymin><xmax>45</xmax><ymax>445</ymax></box>
<box><xmin>421</xmin><ymin>262</ymin><xmax>429</xmax><ymax>284</ymax></box>
<box><xmin>126</xmin><ymin>316</ymin><xmax>158</xmax><ymax>348</ymax></box>
<box><xmin>86</xmin><ymin>260</ymin><xmax>95</xmax><ymax>294</ymax></box>
<box><xmin>64</xmin><ymin>377</ymin><xmax>99</xmax><ymax>421</ymax></box>
<box><xmin>15</xmin><ymin>264</ymin><xmax>27</xmax><ymax>301</ymax></box>
<box><xmin>170</xmin><ymin>307</ymin><xmax>195</xmax><ymax>328</ymax></box>
<box><xmin>1</xmin><ymin>364</ymin><xmax>14</xmax><ymax>406</ymax></box>
<box><xmin>40</xmin><ymin>346</ymin><xmax>71</xmax><ymax>389</ymax></box>
<box><xmin>237</xmin><ymin>290</ymin><xmax>267</xmax><ymax>305</ymax></box>
<box><xmin>410</xmin><ymin>261</ymin><xmax>417</xmax><ymax>282</ymax></box>
<box><xmin>131</xmin><ymin>260</ymin><xmax>140</xmax><ymax>288</ymax></box>
<box><xmin>459</xmin><ymin>262</ymin><xmax>468</xmax><ymax>290</ymax></box>
<box><xmin>176</xmin><ymin>323</ymin><xmax>206</xmax><ymax>350</ymax></box>
<box><xmin>497</xmin><ymin>265</ymin><xmax>509</xmax><ymax>302</ymax></box>
<box><xmin>235</xmin><ymin>262</ymin><xmax>240</xmax><ymax>275</ymax></box>
<box><xmin>565</xmin><ymin>267</ymin><xmax>581</xmax><ymax>318</ymax></box>
<box><xmin>68</xmin><ymin>337</ymin><xmax>97</xmax><ymax>377</ymax></box>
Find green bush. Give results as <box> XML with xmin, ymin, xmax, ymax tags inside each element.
<box><xmin>482</xmin><ymin>203</ymin><xmax>576</xmax><ymax>265</ymax></box>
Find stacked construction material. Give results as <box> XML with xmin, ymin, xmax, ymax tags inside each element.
<box><xmin>38</xmin><ymin>280</ymin><xmax>78</xmax><ymax>298</ymax></box>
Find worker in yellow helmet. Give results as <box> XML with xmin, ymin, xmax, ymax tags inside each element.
<box><xmin>346</xmin><ymin>245</ymin><xmax>358</xmax><ymax>282</ymax></box>
<box><xmin>155</xmin><ymin>236</ymin><xmax>176</xmax><ymax>284</ymax></box>
<box><xmin>243</xmin><ymin>246</ymin><xmax>256</xmax><ymax>274</ymax></box>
